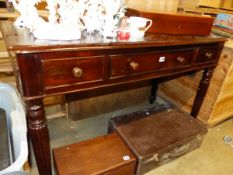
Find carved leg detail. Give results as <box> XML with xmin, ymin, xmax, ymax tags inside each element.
<box><xmin>191</xmin><ymin>68</ymin><xmax>214</xmax><ymax>118</ymax></box>
<box><xmin>149</xmin><ymin>79</ymin><xmax>159</xmax><ymax>104</ymax></box>
<box><xmin>26</xmin><ymin>100</ymin><xmax>52</xmax><ymax>175</ymax></box>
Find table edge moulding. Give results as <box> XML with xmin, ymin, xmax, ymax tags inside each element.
<box><xmin>0</xmin><ymin>21</ymin><xmax>226</xmax><ymax>175</ymax></box>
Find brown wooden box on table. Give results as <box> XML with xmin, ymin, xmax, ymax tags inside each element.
<box><xmin>53</xmin><ymin>133</ymin><xmax>136</xmax><ymax>175</ymax></box>
<box><xmin>108</xmin><ymin>104</ymin><xmax>207</xmax><ymax>175</ymax></box>
<box><xmin>126</xmin><ymin>8</ymin><xmax>215</xmax><ymax>36</ymax></box>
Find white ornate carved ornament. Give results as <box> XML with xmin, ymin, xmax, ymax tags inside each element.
<box><xmin>10</xmin><ymin>0</ymin><xmax>126</xmax><ymax>40</ymax></box>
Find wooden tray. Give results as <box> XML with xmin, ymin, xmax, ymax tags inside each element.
<box><xmin>126</xmin><ymin>8</ymin><xmax>215</xmax><ymax>36</ymax></box>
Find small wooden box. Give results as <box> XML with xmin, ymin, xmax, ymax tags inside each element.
<box><xmin>126</xmin><ymin>8</ymin><xmax>214</xmax><ymax>36</ymax></box>
<box><xmin>53</xmin><ymin>133</ymin><xmax>136</xmax><ymax>175</ymax></box>
<box><xmin>108</xmin><ymin>105</ymin><xmax>207</xmax><ymax>175</ymax></box>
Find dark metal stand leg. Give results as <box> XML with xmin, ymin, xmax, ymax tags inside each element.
<box><xmin>191</xmin><ymin>68</ymin><xmax>214</xmax><ymax>118</ymax></box>
<box><xmin>26</xmin><ymin>99</ymin><xmax>52</xmax><ymax>175</ymax></box>
<box><xmin>149</xmin><ymin>79</ymin><xmax>159</xmax><ymax>104</ymax></box>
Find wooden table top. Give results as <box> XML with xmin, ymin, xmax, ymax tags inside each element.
<box><xmin>1</xmin><ymin>21</ymin><xmax>226</xmax><ymax>53</ymax></box>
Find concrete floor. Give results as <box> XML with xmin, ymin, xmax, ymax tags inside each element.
<box><xmin>29</xmin><ymin>101</ymin><xmax>233</xmax><ymax>175</ymax></box>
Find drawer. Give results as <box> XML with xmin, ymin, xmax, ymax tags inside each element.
<box><xmin>196</xmin><ymin>46</ymin><xmax>219</xmax><ymax>63</ymax></box>
<box><xmin>42</xmin><ymin>56</ymin><xmax>105</xmax><ymax>88</ymax></box>
<box><xmin>110</xmin><ymin>49</ymin><xmax>194</xmax><ymax>78</ymax></box>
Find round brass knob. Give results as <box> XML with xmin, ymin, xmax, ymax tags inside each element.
<box><xmin>72</xmin><ymin>67</ymin><xmax>83</xmax><ymax>78</ymax></box>
<box><xmin>176</xmin><ymin>56</ymin><xmax>185</xmax><ymax>63</ymax></box>
<box><xmin>205</xmin><ymin>52</ymin><xmax>213</xmax><ymax>59</ymax></box>
<box><xmin>130</xmin><ymin>61</ymin><xmax>139</xmax><ymax>71</ymax></box>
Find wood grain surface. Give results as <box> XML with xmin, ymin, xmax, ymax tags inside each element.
<box><xmin>53</xmin><ymin>133</ymin><xmax>136</xmax><ymax>175</ymax></box>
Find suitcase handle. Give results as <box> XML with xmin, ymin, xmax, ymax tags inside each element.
<box><xmin>168</xmin><ymin>143</ymin><xmax>190</xmax><ymax>158</ymax></box>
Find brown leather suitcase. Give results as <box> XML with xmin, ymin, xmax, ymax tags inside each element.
<box><xmin>53</xmin><ymin>133</ymin><xmax>136</xmax><ymax>175</ymax></box>
<box><xmin>108</xmin><ymin>104</ymin><xmax>207</xmax><ymax>175</ymax></box>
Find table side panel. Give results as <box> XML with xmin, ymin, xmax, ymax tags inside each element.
<box><xmin>17</xmin><ymin>53</ymin><xmax>44</xmax><ymax>97</ymax></box>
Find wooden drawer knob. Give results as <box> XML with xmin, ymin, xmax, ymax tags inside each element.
<box><xmin>205</xmin><ymin>52</ymin><xmax>213</xmax><ymax>59</ymax></box>
<box><xmin>130</xmin><ymin>61</ymin><xmax>139</xmax><ymax>71</ymax></box>
<box><xmin>176</xmin><ymin>56</ymin><xmax>185</xmax><ymax>63</ymax></box>
<box><xmin>72</xmin><ymin>67</ymin><xmax>83</xmax><ymax>78</ymax></box>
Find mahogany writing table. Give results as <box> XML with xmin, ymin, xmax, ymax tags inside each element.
<box><xmin>1</xmin><ymin>21</ymin><xmax>225</xmax><ymax>175</ymax></box>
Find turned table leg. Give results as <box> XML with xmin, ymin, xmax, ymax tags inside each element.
<box><xmin>26</xmin><ymin>99</ymin><xmax>52</xmax><ymax>175</ymax></box>
<box><xmin>191</xmin><ymin>67</ymin><xmax>214</xmax><ymax>118</ymax></box>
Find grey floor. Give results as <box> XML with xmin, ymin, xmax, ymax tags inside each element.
<box><xmin>29</xmin><ymin>100</ymin><xmax>233</xmax><ymax>175</ymax></box>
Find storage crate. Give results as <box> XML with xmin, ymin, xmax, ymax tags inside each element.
<box><xmin>0</xmin><ymin>108</ymin><xmax>10</xmax><ymax>171</ymax></box>
<box><xmin>0</xmin><ymin>83</ymin><xmax>28</xmax><ymax>174</ymax></box>
<box><xmin>0</xmin><ymin>108</ymin><xmax>10</xmax><ymax>170</ymax></box>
